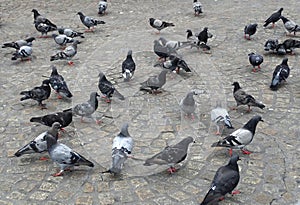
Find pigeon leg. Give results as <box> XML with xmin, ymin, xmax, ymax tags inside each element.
<box><xmin>231</xmin><ymin>190</ymin><xmax>241</xmax><ymax>195</ymax></box>
<box><xmin>39</xmin><ymin>103</ymin><xmax>47</xmax><ymax>109</ymax></box>
<box><xmin>241</xmin><ymin>149</ymin><xmax>252</xmax><ymax>155</ymax></box>
<box><xmin>96</xmin><ymin>119</ymin><xmax>102</xmax><ymax>124</ymax></box>
<box><xmin>85</xmin><ymin>29</ymin><xmax>94</xmax><ymax>33</ymax></box>
<box><xmin>258</xmin><ymin>65</ymin><xmax>261</xmax><ymax>70</ymax></box>
<box><xmin>246</xmin><ymin>106</ymin><xmax>252</xmax><ymax>113</ymax></box>
<box><xmin>68</xmin><ymin>61</ymin><xmax>74</xmax><ymax>66</ymax></box>
<box><xmin>40</xmin><ymin>156</ymin><xmax>49</xmax><ymax>161</ymax></box>
<box><xmin>252</xmin><ymin>67</ymin><xmax>257</xmax><ymax>72</ymax></box>
<box><xmin>219</xmin><ymin>196</ymin><xmax>225</xmax><ymax>201</ymax></box>
<box><xmin>167</xmin><ymin>167</ymin><xmax>177</xmax><ymax>174</ymax></box>
<box><xmin>272</xmin><ymin>23</ymin><xmax>275</xmax><ymax>28</ymax></box>
<box><xmin>229</xmin><ymin>148</ymin><xmax>233</xmax><ymax>156</ymax></box>
<box><xmin>53</xmin><ymin>170</ymin><xmax>64</xmax><ymax>177</ymax></box>
<box><xmin>80</xmin><ymin>117</ymin><xmax>85</xmax><ymax>123</ymax></box>
<box><xmin>57</xmin><ymin>94</ymin><xmax>63</xmax><ymax>99</ymax></box>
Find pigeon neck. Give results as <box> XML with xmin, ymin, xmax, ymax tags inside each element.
<box><xmin>46</xmin><ymin>135</ymin><xmax>57</xmax><ymax>149</ymax></box>
<box><xmin>243</xmin><ymin>119</ymin><xmax>260</xmax><ymax>135</ymax></box>
<box><xmin>90</xmin><ymin>94</ymin><xmax>98</xmax><ymax>110</ymax></box>
<box><xmin>120</xmin><ymin>126</ymin><xmax>130</xmax><ymax>137</ymax></box>
<box><xmin>228</xmin><ymin>161</ymin><xmax>239</xmax><ymax>172</ymax></box>
<box><xmin>233</xmin><ymin>84</ymin><xmax>241</xmax><ymax>93</ymax></box>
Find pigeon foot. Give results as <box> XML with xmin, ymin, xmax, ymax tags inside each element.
<box><xmin>241</xmin><ymin>149</ymin><xmax>252</xmax><ymax>155</ymax></box>
<box><xmin>68</xmin><ymin>61</ymin><xmax>74</xmax><ymax>66</ymax></box>
<box><xmin>231</xmin><ymin>190</ymin><xmax>241</xmax><ymax>195</ymax></box>
<box><xmin>167</xmin><ymin>167</ymin><xmax>177</xmax><ymax>174</ymax></box>
<box><xmin>40</xmin><ymin>157</ymin><xmax>49</xmax><ymax>161</ymax></box>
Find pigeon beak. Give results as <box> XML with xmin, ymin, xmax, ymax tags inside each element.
<box><xmin>260</xmin><ymin>119</ymin><xmax>264</xmax><ymax>122</ymax></box>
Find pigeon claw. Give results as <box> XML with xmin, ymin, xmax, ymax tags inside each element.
<box><xmin>231</xmin><ymin>190</ymin><xmax>241</xmax><ymax>195</ymax></box>
<box><xmin>241</xmin><ymin>149</ymin><xmax>252</xmax><ymax>155</ymax></box>
<box><xmin>53</xmin><ymin>171</ymin><xmax>64</xmax><ymax>177</ymax></box>
<box><xmin>167</xmin><ymin>167</ymin><xmax>177</xmax><ymax>174</ymax></box>
<box><xmin>40</xmin><ymin>156</ymin><xmax>49</xmax><ymax>161</ymax></box>
<box><xmin>68</xmin><ymin>61</ymin><xmax>74</xmax><ymax>66</ymax></box>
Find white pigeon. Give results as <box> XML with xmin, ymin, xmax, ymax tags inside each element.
<box><xmin>11</xmin><ymin>45</ymin><xmax>33</xmax><ymax>61</ymax></box>
<box><xmin>211</xmin><ymin>101</ymin><xmax>234</xmax><ymax>135</ymax></box>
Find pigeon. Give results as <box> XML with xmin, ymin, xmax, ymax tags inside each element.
<box><xmin>64</xmin><ymin>92</ymin><xmax>100</xmax><ymax>123</ymax></box>
<box><xmin>140</xmin><ymin>69</ymin><xmax>169</xmax><ymax>94</ymax></box>
<box><xmin>77</xmin><ymin>12</ymin><xmax>105</xmax><ymax>32</ymax></box>
<box><xmin>280</xmin><ymin>39</ymin><xmax>300</xmax><ymax>54</ymax></box>
<box><xmin>153</xmin><ymin>40</ymin><xmax>172</xmax><ymax>61</ymax></box>
<box><xmin>52</xmin><ymin>34</ymin><xmax>74</xmax><ymax>47</ymax></box>
<box><xmin>49</xmin><ymin>65</ymin><xmax>73</xmax><ymax>98</ymax></box>
<box><xmin>30</xmin><ymin>111</ymin><xmax>72</xmax><ymax>129</ymax></box>
<box><xmin>193</xmin><ymin>0</ymin><xmax>203</xmax><ymax>16</ymax></box>
<box><xmin>98</xmin><ymin>0</ymin><xmax>108</xmax><ymax>15</ymax></box>
<box><xmin>263</xmin><ymin>8</ymin><xmax>283</xmax><ymax>28</ymax></box>
<box><xmin>45</xmin><ymin>134</ymin><xmax>94</xmax><ymax>176</ymax></box>
<box><xmin>50</xmin><ymin>40</ymin><xmax>80</xmax><ymax>65</ymax></box>
<box><xmin>264</xmin><ymin>39</ymin><xmax>279</xmax><ymax>52</ymax></box>
<box><xmin>144</xmin><ymin>137</ymin><xmax>195</xmax><ymax>173</ymax></box>
<box><xmin>14</xmin><ymin>122</ymin><xmax>61</xmax><ymax>158</ymax></box>
<box><xmin>186</xmin><ymin>29</ymin><xmax>203</xmax><ymax>49</ymax></box>
<box><xmin>102</xmin><ymin>123</ymin><xmax>134</xmax><ymax>175</ymax></box>
<box><xmin>98</xmin><ymin>71</ymin><xmax>125</xmax><ymax>103</ymax></box>
<box><xmin>180</xmin><ymin>91</ymin><xmax>197</xmax><ymax>119</ymax></box>
<box><xmin>270</xmin><ymin>58</ymin><xmax>290</xmax><ymax>90</ymax></box>
<box><xmin>155</xmin><ymin>55</ymin><xmax>191</xmax><ymax>74</ymax></box>
<box><xmin>197</xmin><ymin>27</ymin><xmax>213</xmax><ymax>47</ymax></box>
<box><xmin>232</xmin><ymin>82</ymin><xmax>265</xmax><ymax>112</ymax></box>
<box><xmin>244</xmin><ymin>23</ymin><xmax>258</xmax><ymax>40</ymax></box>
<box><xmin>20</xmin><ymin>79</ymin><xmax>51</xmax><ymax>108</ymax></box>
<box><xmin>11</xmin><ymin>45</ymin><xmax>33</xmax><ymax>61</ymax></box>
<box><xmin>200</xmin><ymin>154</ymin><xmax>240</xmax><ymax>205</ymax></box>
<box><xmin>211</xmin><ymin>101</ymin><xmax>234</xmax><ymax>135</ymax></box>
<box><xmin>58</xmin><ymin>27</ymin><xmax>84</xmax><ymax>38</ymax></box>
<box><xmin>159</xmin><ymin>37</ymin><xmax>192</xmax><ymax>53</ymax></box>
<box><xmin>122</xmin><ymin>50</ymin><xmax>136</xmax><ymax>82</ymax></box>
<box><xmin>211</xmin><ymin>115</ymin><xmax>263</xmax><ymax>155</ymax></box>
<box><xmin>248</xmin><ymin>52</ymin><xmax>263</xmax><ymax>72</ymax></box>
<box><xmin>149</xmin><ymin>18</ymin><xmax>175</xmax><ymax>34</ymax></box>
<box><xmin>175</xmin><ymin>56</ymin><xmax>192</xmax><ymax>73</ymax></box>
<box><xmin>32</xmin><ymin>9</ymin><xmax>57</xmax><ymax>38</ymax></box>
<box><xmin>280</xmin><ymin>16</ymin><xmax>300</xmax><ymax>35</ymax></box>
<box><xmin>2</xmin><ymin>37</ymin><xmax>35</xmax><ymax>50</ymax></box>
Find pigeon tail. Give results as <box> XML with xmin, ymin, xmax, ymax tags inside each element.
<box><xmin>113</xmin><ymin>89</ymin><xmax>125</xmax><ymax>100</ymax></box>
<box><xmin>30</xmin><ymin>117</ymin><xmax>43</xmax><ymax>123</ymax></box>
<box><xmin>14</xmin><ymin>144</ymin><xmax>33</xmax><ymax>157</ymax></box>
<box><xmin>165</xmin><ymin>22</ymin><xmax>175</xmax><ymax>27</ymax></box>
<box><xmin>200</xmin><ymin>189</ymin><xmax>223</xmax><ymax>205</ymax></box>
<box><xmin>20</xmin><ymin>91</ymin><xmax>32</xmax><ymax>101</ymax></box>
<box><xmin>254</xmin><ymin>101</ymin><xmax>265</xmax><ymax>109</ymax></box>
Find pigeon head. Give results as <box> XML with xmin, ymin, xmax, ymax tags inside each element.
<box><xmin>98</xmin><ymin>71</ymin><xmax>105</xmax><ymax>79</ymax></box>
<box><xmin>158</xmin><ymin>37</ymin><xmax>167</xmax><ymax>45</ymax></box>
<box><xmin>25</xmin><ymin>37</ymin><xmax>36</xmax><ymax>43</ymax></box>
<box><xmin>51</xmin><ymin>65</ymin><xmax>58</xmax><ymax>75</ymax></box>
<box><xmin>243</xmin><ymin>115</ymin><xmax>263</xmax><ymax>135</ymax></box>
<box><xmin>228</xmin><ymin>154</ymin><xmax>240</xmax><ymax>171</ymax></box>
<box><xmin>248</xmin><ymin>52</ymin><xmax>255</xmax><ymax>57</ymax></box>
<box><xmin>281</xmin><ymin>58</ymin><xmax>288</xmax><ymax>66</ymax></box>
<box><xmin>120</xmin><ymin>123</ymin><xmax>130</xmax><ymax>137</ymax></box>
<box><xmin>232</xmin><ymin>82</ymin><xmax>241</xmax><ymax>92</ymax></box>
<box><xmin>149</xmin><ymin>18</ymin><xmax>154</xmax><ymax>23</ymax></box>
<box><xmin>278</xmin><ymin>8</ymin><xmax>283</xmax><ymax>13</ymax></box>
<box><xmin>58</xmin><ymin>27</ymin><xmax>64</xmax><ymax>34</ymax></box>
<box><xmin>127</xmin><ymin>50</ymin><xmax>132</xmax><ymax>56</ymax></box>
<box><xmin>77</xmin><ymin>12</ymin><xmax>84</xmax><ymax>16</ymax></box>
<box><xmin>52</xmin><ymin>122</ymin><xmax>62</xmax><ymax>130</ymax></box>
<box><xmin>184</xmin><ymin>136</ymin><xmax>196</xmax><ymax>144</ymax></box>
<box><xmin>42</xmin><ymin>79</ymin><xmax>51</xmax><ymax>85</ymax></box>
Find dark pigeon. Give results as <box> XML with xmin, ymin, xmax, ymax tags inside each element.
<box><xmin>232</xmin><ymin>82</ymin><xmax>265</xmax><ymax>112</ymax></box>
<box><xmin>20</xmin><ymin>79</ymin><xmax>51</xmax><ymax>108</ymax></box>
<box><xmin>248</xmin><ymin>52</ymin><xmax>263</xmax><ymax>72</ymax></box>
<box><xmin>244</xmin><ymin>23</ymin><xmax>257</xmax><ymax>40</ymax></box>
<box><xmin>58</xmin><ymin>27</ymin><xmax>85</xmax><ymax>38</ymax></box>
<box><xmin>193</xmin><ymin>0</ymin><xmax>203</xmax><ymax>16</ymax></box>
<box><xmin>144</xmin><ymin>137</ymin><xmax>195</xmax><ymax>173</ymax></box>
<box><xmin>211</xmin><ymin>115</ymin><xmax>263</xmax><ymax>155</ymax></box>
<box><xmin>14</xmin><ymin>122</ymin><xmax>61</xmax><ymax>158</ymax></box>
<box><xmin>98</xmin><ymin>0</ymin><xmax>108</xmax><ymax>15</ymax></box>
<box><xmin>280</xmin><ymin>39</ymin><xmax>300</xmax><ymax>55</ymax></box>
<box><xmin>263</xmin><ymin>8</ymin><xmax>283</xmax><ymax>28</ymax></box>
<box><xmin>270</xmin><ymin>58</ymin><xmax>290</xmax><ymax>90</ymax></box>
<box><xmin>122</xmin><ymin>50</ymin><xmax>136</xmax><ymax>82</ymax></box>
<box><xmin>197</xmin><ymin>27</ymin><xmax>213</xmax><ymax>47</ymax></box>
<box><xmin>30</xmin><ymin>111</ymin><xmax>72</xmax><ymax>129</ymax></box>
<box><xmin>2</xmin><ymin>37</ymin><xmax>35</xmax><ymax>50</ymax></box>
<box><xmin>200</xmin><ymin>154</ymin><xmax>240</xmax><ymax>205</ymax></box>
<box><xmin>49</xmin><ymin>65</ymin><xmax>73</xmax><ymax>99</ymax></box>
<box><xmin>50</xmin><ymin>40</ymin><xmax>80</xmax><ymax>65</ymax></box>
<box><xmin>149</xmin><ymin>18</ymin><xmax>174</xmax><ymax>34</ymax></box>
<box><xmin>45</xmin><ymin>134</ymin><xmax>94</xmax><ymax>176</ymax></box>
<box><xmin>32</xmin><ymin>9</ymin><xmax>57</xmax><ymax>38</ymax></box>
<box><xmin>264</xmin><ymin>39</ymin><xmax>279</xmax><ymax>52</ymax></box>
<box><xmin>98</xmin><ymin>71</ymin><xmax>125</xmax><ymax>103</ymax></box>
<box><xmin>140</xmin><ymin>69</ymin><xmax>169</xmax><ymax>94</ymax></box>
<box><xmin>11</xmin><ymin>45</ymin><xmax>33</xmax><ymax>61</ymax></box>
<box><xmin>77</xmin><ymin>12</ymin><xmax>105</xmax><ymax>32</ymax></box>
<box><xmin>280</xmin><ymin>16</ymin><xmax>300</xmax><ymax>35</ymax></box>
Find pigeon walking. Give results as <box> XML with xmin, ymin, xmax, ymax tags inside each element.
<box><xmin>58</xmin><ymin>27</ymin><xmax>85</xmax><ymax>38</ymax></box>
<box><xmin>244</xmin><ymin>23</ymin><xmax>258</xmax><ymax>40</ymax></box>
<box><xmin>149</xmin><ymin>18</ymin><xmax>174</xmax><ymax>34</ymax></box>
<box><xmin>232</xmin><ymin>82</ymin><xmax>265</xmax><ymax>112</ymax></box>
<box><xmin>270</xmin><ymin>58</ymin><xmax>290</xmax><ymax>90</ymax></box>
<box><xmin>20</xmin><ymin>79</ymin><xmax>51</xmax><ymax>108</ymax></box>
<box><xmin>77</xmin><ymin>12</ymin><xmax>105</xmax><ymax>32</ymax></box>
<box><xmin>98</xmin><ymin>0</ymin><xmax>108</xmax><ymax>15</ymax></box>
<box><xmin>32</xmin><ymin>9</ymin><xmax>57</xmax><ymax>37</ymax></box>
<box><xmin>50</xmin><ymin>40</ymin><xmax>80</xmax><ymax>65</ymax></box>
<box><xmin>263</xmin><ymin>8</ymin><xmax>283</xmax><ymax>28</ymax></box>
<box><xmin>11</xmin><ymin>46</ymin><xmax>33</xmax><ymax>61</ymax></box>
<box><xmin>64</xmin><ymin>92</ymin><xmax>100</xmax><ymax>123</ymax></box>
<box><xmin>45</xmin><ymin>134</ymin><xmax>94</xmax><ymax>176</ymax></box>
<box><xmin>180</xmin><ymin>91</ymin><xmax>197</xmax><ymax>120</ymax></box>
<box><xmin>140</xmin><ymin>69</ymin><xmax>168</xmax><ymax>94</ymax></box>
<box><xmin>30</xmin><ymin>111</ymin><xmax>72</xmax><ymax>129</ymax></box>
<box><xmin>211</xmin><ymin>101</ymin><xmax>234</xmax><ymax>135</ymax></box>
<box><xmin>14</xmin><ymin>122</ymin><xmax>61</xmax><ymax>158</ymax></box>
<box><xmin>144</xmin><ymin>137</ymin><xmax>195</xmax><ymax>173</ymax></box>
<box><xmin>102</xmin><ymin>123</ymin><xmax>134</xmax><ymax>175</ymax></box>
<box><xmin>248</xmin><ymin>52</ymin><xmax>263</xmax><ymax>72</ymax></box>
<box><xmin>200</xmin><ymin>155</ymin><xmax>240</xmax><ymax>205</ymax></box>
<box><xmin>122</xmin><ymin>50</ymin><xmax>136</xmax><ymax>82</ymax></box>
<box><xmin>153</xmin><ymin>40</ymin><xmax>172</xmax><ymax>61</ymax></box>
<box><xmin>2</xmin><ymin>37</ymin><xmax>35</xmax><ymax>50</ymax></box>
<box><xmin>280</xmin><ymin>16</ymin><xmax>300</xmax><ymax>36</ymax></box>
<box><xmin>34</xmin><ymin>22</ymin><xmax>57</xmax><ymax>38</ymax></box>
<box><xmin>52</xmin><ymin>34</ymin><xmax>74</xmax><ymax>48</ymax></box>
<box><xmin>211</xmin><ymin>115</ymin><xmax>263</xmax><ymax>155</ymax></box>
<box><xmin>98</xmin><ymin>71</ymin><xmax>125</xmax><ymax>103</ymax></box>
<box><xmin>193</xmin><ymin>0</ymin><xmax>203</xmax><ymax>16</ymax></box>
<box><xmin>49</xmin><ymin>65</ymin><xmax>73</xmax><ymax>99</ymax></box>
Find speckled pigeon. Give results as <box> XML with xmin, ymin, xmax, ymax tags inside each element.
<box><xmin>180</xmin><ymin>91</ymin><xmax>197</xmax><ymax>120</ymax></box>
<box><xmin>153</xmin><ymin>40</ymin><xmax>172</xmax><ymax>61</ymax></box>
<box><xmin>77</xmin><ymin>12</ymin><xmax>105</xmax><ymax>32</ymax></box>
<box><xmin>32</xmin><ymin>9</ymin><xmax>57</xmax><ymax>37</ymax></box>
<box><xmin>270</xmin><ymin>58</ymin><xmax>290</xmax><ymax>90</ymax></box>
<box><xmin>58</xmin><ymin>27</ymin><xmax>85</xmax><ymax>38</ymax></box>
<box><xmin>52</xmin><ymin>34</ymin><xmax>74</xmax><ymax>47</ymax></box>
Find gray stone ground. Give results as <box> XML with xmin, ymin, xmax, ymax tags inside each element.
<box><xmin>0</xmin><ymin>0</ymin><xmax>300</xmax><ymax>204</ymax></box>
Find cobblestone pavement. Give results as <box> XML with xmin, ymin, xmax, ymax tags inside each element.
<box><xmin>0</xmin><ymin>0</ymin><xmax>300</xmax><ymax>204</ymax></box>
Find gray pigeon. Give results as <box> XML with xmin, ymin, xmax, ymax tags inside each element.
<box><xmin>200</xmin><ymin>154</ymin><xmax>240</xmax><ymax>205</ymax></box>
<box><xmin>193</xmin><ymin>0</ymin><xmax>203</xmax><ymax>16</ymax></box>
<box><xmin>2</xmin><ymin>37</ymin><xmax>35</xmax><ymax>50</ymax></box>
<box><xmin>49</xmin><ymin>65</ymin><xmax>73</xmax><ymax>99</ymax></box>
<box><xmin>58</xmin><ymin>27</ymin><xmax>85</xmax><ymax>38</ymax></box>
<box><xmin>144</xmin><ymin>137</ymin><xmax>195</xmax><ymax>173</ymax></box>
<box><xmin>77</xmin><ymin>12</ymin><xmax>105</xmax><ymax>32</ymax></box>
<box><xmin>280</xmin><ymin>16</ymin><xmax>300</xmax><ymax>35</ymax></box>
<box><xmin>244</xmin><ymin>23</ymin><xmax>257</xmax><ymax>40</ymax></box>
<box><xmin>34</xmin><ymin>22</ymin><xmax>57</xmax><ymax>38</ymax></box>
<box><xmin>52</xmin><ymin>34</ymin><xmax>74</xmax><ymax>47</ymax></box>
<box><xmin>180</xmin><ymin>91</ymin><xmax>197</xmax><ymax>119</ymax></box>
<box><xmin>248</xmin><ymin>52</ymin><xmax>263</xmax><ymax>72</ymax></box>
<box><xmin>159</xmin><ymin>37</ymin><xmax>192</xmax><ymax>53</ymax></box>
<box><xmin>11</xmin><ymin>45</ymin><xmax>33</xmax><ymax>61</ymax></box>
<box><xmin>149</xmin><ymin>18</ymin><xmax>174</xmax><ymax>34</ymax></box>
<box><xmin>50</xmin><ymin>40</ymin><xmax>80</xmax><ymax>65</ymax></box>
<box><xmin>140</xmin><ymin>69</ymin><xmax>169</xmax><ymax>94</ymax></box>
<box><xmin>32</xmin><ymin>9</ymin><xmax>57</xmax><ymax>37</ymax></box>
<box><xmin>153</xmin><ymin>40</ymin><xmax>172</xmax><ymax>61</ymax></box>
<box><xmin>270</xmin><ymin>58</ymin><xmax>290</xmax><ymax>90</ymax></box>
<box><xmin>98</xmin><ymin>0</ymin><xmax>108</xmax><ymax>15</ymax></box>
<box><xmin>14</xmin><ymin>122</ymin><xmax>61</xmax><ymax>158</ymax></box>
<box><xmin>232</xmin><ymin>82</ymin><xmax>265</xmax><ymax>112</ymax></box>
<box><xmin>64</xmin><ymin>92</ymin><xmax>100</xmax><ymax>123</ymax></box>
<box><xmin>211</xmin><ymin>101</ymin><xmax>234</xmax><ymax>135</ymax></box>
<box><xmin>45</xmin><ymin>134</ymin><xmax>94</xmax><ymax>176</ymax></box>
<box><xmin>211</xmin><ymin>115</ymin><xmax>263</xmax><ymax>156</ymax></box>
<box><xmin>122</xmin><ymin>50</ymin><xmax>136</xmax><ymax>82</ymax></box>
<box><xmin>263</xmin><ymin>8</ymin><xmax>283</xmax><ymax>28</ymax></box>
<box><xmin>102</xmin><ymin>123</ymin><xmax>134</xmax><ymax>175</ymax></box>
